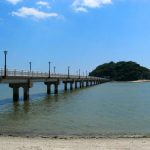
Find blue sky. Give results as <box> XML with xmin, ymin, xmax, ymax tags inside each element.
<box><xmin>0</xmin><ymin>0</ymin><xmax>150</xmax><ymax>74</ymax></box>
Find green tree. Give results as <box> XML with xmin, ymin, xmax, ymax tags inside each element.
<box><xmin>89</xmin><ymin>61</ymin><xmax>150</xmax><ymax>81</ymax></box>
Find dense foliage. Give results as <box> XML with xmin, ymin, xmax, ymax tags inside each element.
<box><xmin>89</xmin><ymin>61</ymin><xmax>150</xmax><ymax>81</ymax></box>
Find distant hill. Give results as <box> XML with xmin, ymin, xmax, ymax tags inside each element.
<box><xmin>89</xmin><ymin>61</ymin><xmax>150</xmax><ymax>81</ymax></box>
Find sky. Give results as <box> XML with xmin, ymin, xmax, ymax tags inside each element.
<box><xmin>0</xmin><ymin>0</ymin><xmax>150</xmax><ymax>74</ymax></box>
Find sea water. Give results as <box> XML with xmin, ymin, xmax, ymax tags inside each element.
<box><xmin>0</xmin><ymin>82</ymin><xmax>150</xmax><ymax>137</ymax></box>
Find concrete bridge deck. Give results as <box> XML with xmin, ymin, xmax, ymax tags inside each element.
<box><xmin>0</xmin><ymin>69</ymin><xmax>109</xmax><ymax>102</ymax></box>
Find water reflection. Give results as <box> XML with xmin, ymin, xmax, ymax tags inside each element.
<box><xmin>13</xmin><ymin>101</ymin><xmax>20</xmax><ymax>113</ymax></box>
<box><xmin>23</xmin><ymin>101</ymin><xmax>30</xmax><ymax>113</ymax></box>
<box><xmin>10</xmin><ymin>88</ymin><xmax>84</xmax><ymax>116</ymax></box>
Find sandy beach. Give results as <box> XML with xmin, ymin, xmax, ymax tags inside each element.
<box><xmin>130</xmin><ymin>80</ymin><xmax>150</xmax><ymax>83</ymax></box>
<box><xmin>0</xmin><ymin>137</ymin><xmax>150</xmax><ymax>150</ymax></box>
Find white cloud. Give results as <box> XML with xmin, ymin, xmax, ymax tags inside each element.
<box><xmin>75</xmin><ymin>7</ymin><xmax>88</xmax><ymax>12</ymax></box>
<box><xmin>36</xmin><ymin>1</ymin><xmax>51</xmax><ymax>9</ymax></box>
<box><xmin>73</xmin><ymin>0</ymin><xmax>112</xmax><ymax>12</ymax></box>
<box><xmin>12</xmin><ymin>7</ymin><xmax>59</xmax><ymax>19</ymax></box>
<box><xmin>7</xmin><ymin>0</ymin><xmax>22</xmax><ymax>5</ymax></box>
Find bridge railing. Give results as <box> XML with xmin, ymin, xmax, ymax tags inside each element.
<box><xmin>0</xmin><ymin>68</ymin><xmax>103</xmax><ymax>80</ymax></box>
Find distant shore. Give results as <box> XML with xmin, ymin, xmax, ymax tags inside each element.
<box><xmin>130</xmin><ymin>80</ymin><xmax>150</xmax><ymax>83</ymax></box>
<box><xmin>0</xmin><ymin>136</ymin><xmax>150</xmax><ymax>150</ymax></box>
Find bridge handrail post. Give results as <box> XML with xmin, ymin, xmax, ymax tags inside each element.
<box><xmin>14</xmin><ymin>69</ymin><xmax>16</xmax><ymax>76</ymax></box>
<box><xmin>25</xmin><ymin>71</ymin><xmax>28</xmax><ymax>76</ymax></box>
<box><xmin>6</xmin><ymin>69</ymin><xmax>8</xmax><ymax>77</ymax></box>
<box><xmin>0</xmin><ymin>68</ymin><xmax>3</xmax><ymax>76</ymax></box>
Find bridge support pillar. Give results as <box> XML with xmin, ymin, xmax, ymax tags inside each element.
<box><xmin>47</xmin><ymin>84</ymin><xmax>51</xmax><ymax>94</ymax></box>
<box><xmin>90</xmin><ymin>81</ymin><xmax>92</xmax><ymax>86</ymax></box>
<box><xmin>65</xmin><ymin>83</ymin><xmax>67</xmax><ymax>91</ymax></box>
<box><xmin>13</xmin><ymin>87</ymin><xmax>19</xmax><ymax>102</ymax></box>
<box><xmin>9</xmin><ymin>81</ymin><xmax>32</xmax><ymax>102</ymax></box>
<box><xmin>75</xmin><ymin>82</ymin><xmax>78</xmax><ymax>89</ymax></box>
<box><xmin>44</xmin><ymin>83</ymin><xmax>51</xmax><ymax>94</ymax></box>
<box><xmin>70</xmin><ymin>82</ymin><xmax>74</xmax><ymax>90</ymax></box>
<box><xmin>79</xmin><ymin>82</ymin><xmax>82</xmax><ymax>88</ymax></box>
<box><xmin>54</xmin><ymin>83</ymin><xmax>58</xmax><ymax>94</ymax></box>
<box><xmin>92</xmin><ymin>81</ymin><xmax>94</xmax><ymax>85</ymax></box>
<box><xmin>63</xmin><ymin>81</ymin><xmax>74</xmax><ymax>91</ymax></box>
<box><xmin>45</xmin><ymin>80</ymin><xmax>59</xmax><ymax>95</ymax></box>
<box><xmin>86</xmin><ymin>81</ymin><xmax>89</xmax><ymax>87</ymax></box>
<box><xmin>82</xmin><ymin>81</ymin><xmax>84</xmax><ymax>87</ymax></box>
<box><xmin>23</xmin><ymin>86</ymin><xmax>29</xmax><ymax>100</ymax></box>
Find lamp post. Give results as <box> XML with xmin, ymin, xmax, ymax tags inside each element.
<box><xmin>68</xmin><ymin>66</ymin><xmax>70</xmax><ymax>78</ymax></box>
<box><xmin>48</xmin><ymin>61</ymin><xmax>51</xmax><ymax>78</ymax></box>
<box><xmin>76</xmin><ymin>71</ymin><xmax>78</xmax><ymax>76</ymax></box>
<box><xmin>54</xmin><ymin>66</ymin><xmax>56</xmax><ymax>74</ymax></box>
<box><xmin>29</xmin><ymin>62</ymin><xmax>32</xmax><ymax>72</ymax></box>
<box><xmin>79</xmin><ymin>69</ymin><xmax>80</xmax><ymax>79</ymax></box>
<box><xmin>4</xmin><ymin>50</ymin><xmax>8</xmax><ymax>78</ymax></box>
<box><xmin>86</xmin><ymin>70</ymin><xmax>88</xmax><ymax>78</ymax></box>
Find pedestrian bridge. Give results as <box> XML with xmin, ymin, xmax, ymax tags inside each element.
<box><xmin>0</xmin><ymin>69</ymin><xmax>109</xmax><ymax>102</ymax></box>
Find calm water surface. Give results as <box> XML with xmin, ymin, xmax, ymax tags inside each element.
<box><xmin>0</xmin><ymin>82</ymin><xmax>150</xmax><ymax>137</ymax></box>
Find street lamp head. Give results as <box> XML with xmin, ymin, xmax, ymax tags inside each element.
<box><xmin>4</xmin><ymin>50</ymin><xmax>7</xmax><ymax>55</ymax></box>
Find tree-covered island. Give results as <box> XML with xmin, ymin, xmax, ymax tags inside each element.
<box><xmin>89</xmin><ymin>61</ymin><xmax>150</xmax><ymax>81</ymax></box>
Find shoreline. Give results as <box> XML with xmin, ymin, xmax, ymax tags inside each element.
<box><xmin>111</xmin><ymin>80</ymin><xmax>150</xmax><ymax>83</ymax></box>
<box><xmin>109</xmin><ymin>80</ymin><xmax>150</xmax><ymax>83</ymax></box>
<box><xmin>1</xmin><ymin>134</ymin><xmax>150</xmax><ymax>139</ymax></box>
<box><xmin>130</xmin><ymin>80</ymin><xmax>150</xmax><ymax>83</ymax></box>
<box><xmin>1</xmin><ymin>136</ymin><xmax>150</xmax><ymax>150</ymax></box>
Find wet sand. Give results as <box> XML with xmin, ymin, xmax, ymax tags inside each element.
<box><xmin>0</xmin><ymin>137</ymin><xmax>150</xmax><ymax>150</ymax></box>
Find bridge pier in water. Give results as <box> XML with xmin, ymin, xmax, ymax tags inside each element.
<box><xmin>90</xmin><ymin>81</ymin><xmax>92</xmax><ymax>86</ymax></box>
<box><xmin>12</xmin><ymin>87</ymin><xmax>19</xmax><ymax>102</ymax></box>
<box><xmin>86</xmin><ymin>81</ymin><xmax>89</xmax><ymax>87</ymax></box>
<box><xmin>63</xmin><ymin>80</ymin><xmax>74</xmax><ymax>91</ymax></box>
<box><xmin>64</xmin><ymin>82</ymin><xmax>67</xmax><ymax>91</ymax></box>
<box><xmin>45</xmin><ymin>83</ymin><xmax>51</xmax><ymax>94</ymax></box>
<box><xmin>55</xmin><ymin>83</ymin><xmax>59</xmax><ymax>94</ymax></box>
<box><xmin>75</xmin><ymin>81</ymin><xmax>78</xmax><ymax>89</ymax></box>
<box><xmin>80</xmin><ymin>81</ymin><xmax>82</xmax><ymax>88</ymax></box>
<box><xmin>9</xmin><ymin>81</ymin><xmax>33</xmax><ymax>102</ymax></box>
<box><xmin>45</xmin><ymin>80</ymin><xmax>59</xmax><ymax>95</ymax></box>
<box><xmin>70</xmin><ymin>82</ymin><xmax>73</xmax><ymax>90</ymax></box>
<box><xmin>82</xmin><ymin>81</ymin><xmax>84</xmax><ymax>88</ymax></box>
<box><xmin>24</xmin><ymin>86</ymin><xmax>30</xmax><ymax>100</ymax></box>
